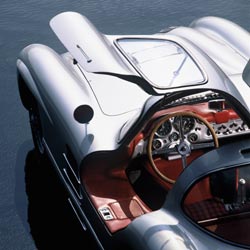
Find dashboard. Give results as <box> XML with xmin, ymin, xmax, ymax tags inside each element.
<box><xmin>152</xmin><ymin>115</ymin><xmax>250</xmax><ymax>151</ymax></box>
<box><xmin>132</xmin><ymin>98</ymin><xmax>250</xmax><ymax>159</ymax></box>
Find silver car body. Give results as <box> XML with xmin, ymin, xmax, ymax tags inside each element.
<box><xmin>17</xmin><ymin>11</ymin><xmax>250</xmax><ymax>250</ymax></box>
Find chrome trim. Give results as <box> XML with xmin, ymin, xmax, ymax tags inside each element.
<box><xmin>76</xmin><ymin>44</ymin><xmax>92</xmax><ymax>63</ymax></box>
<box><xmin>63</xmin><ymin>168</ymin><xmax>83</xmax><ymax>200</ymax></box>
<box><xmin>68</xmin><ymin>198</ymin><xmax>87</xmax><ymax>230</ymax></box>
<box><xmin>42</xmin><ymin>138</ymin><xmax>105</xmax><ymax>250</ymax></box>
<box><xmin>62</xmin><ymin>153</ymin><xmax>81</xmax><ymax>184</ymax></box>
<box><xmin>98</xmin><ymin>207</ymin><xmax>114</xmax><ymax>221</ymax></box>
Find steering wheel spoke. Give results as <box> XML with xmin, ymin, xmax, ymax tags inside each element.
<box><xmin>181</xmin><ymin>155</ymin><xmax>188</xmax><ymax>169</ymax></box>
<box><xmin>178</xmin><ymin>116</ymin><xmax>185</xmax><ymax>140</ymax></box>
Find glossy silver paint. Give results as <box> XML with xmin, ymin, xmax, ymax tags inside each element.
<box><xmin>50</xmin><ymin>12</ymin><xmax>134</xmax><ymax>75</ymax></box>
<box><xmin>17</xmin><ymin>11</ymin><xmax>250</xmax><ymax>250</ymax></box>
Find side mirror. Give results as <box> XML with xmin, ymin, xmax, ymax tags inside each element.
<box><xmin>74</xmin><ymin>105</ymin><xmax>94</xmax><ymax>124</ymax></box>
<box><xmin>243</xmin><ymin>59</ymin><xmax>250</xmax><ymax>86</ymax></box>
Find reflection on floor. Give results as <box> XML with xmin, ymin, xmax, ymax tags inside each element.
<box><xmin>24</xmin><ymin>149</ymin><xmax>99</xmax><ymax>250</ymax></box>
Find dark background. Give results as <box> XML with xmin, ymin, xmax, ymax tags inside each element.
<box><xmin>1</xmin><ymin>1</ymin><xmax>250</xmax><ymax>249</ymax></box>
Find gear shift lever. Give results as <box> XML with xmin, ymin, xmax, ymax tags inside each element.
<box><xmin>238</xmin><ymin>178</ymin><xmax>246</xmax><ymax>204</ymax></box>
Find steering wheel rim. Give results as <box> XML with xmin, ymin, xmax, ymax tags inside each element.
<box><xmin>147</xmin><ymin>111</ymin><xmax>219</xmax><ymax>184</ymax></box>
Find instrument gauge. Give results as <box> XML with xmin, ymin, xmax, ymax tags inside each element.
<box><xmin>188</xmin><ymin>133</ymin><xmax>198</xmax><ymax>143</ymax></box>
<box><xmin>173</xmin><ymin>116</ymin><xmax>196</xmax><ymax>134</ymax></box>
<box><xmin>155</xmin><ymin>120</ymin><xmax>172</xmax><ymax>137</ymax></box>
<box><xmin>169</xmin><ymin>132</ymin><xmax>179</xmax><ymax>142</ymax></box>
<box><xmin>152</xmin><ymin>139</ymin><xmax>162</xmax><ymax>150</ymax></box>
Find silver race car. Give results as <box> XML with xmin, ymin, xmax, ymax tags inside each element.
<box><xmin>17</xmin><ymin>11</ymin><xmax>250</xmax><ymax>250</ymax></box>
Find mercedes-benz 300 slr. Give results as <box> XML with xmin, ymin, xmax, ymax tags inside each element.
<box><xmin>17</xmin><ymin>11</ymin><xmax>250</xmax><ymax>250</ymax></box>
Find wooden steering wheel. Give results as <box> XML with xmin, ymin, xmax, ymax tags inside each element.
<box><xmin>147</xmin><ymin>111</ymin><xmax>219</xmax><ymax>184</ymax></box>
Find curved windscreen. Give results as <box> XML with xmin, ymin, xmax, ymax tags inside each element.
<box><xmin>117</xmin><ymin>38</ymin><xmax>205</xmax><ymax>89</ymax></box>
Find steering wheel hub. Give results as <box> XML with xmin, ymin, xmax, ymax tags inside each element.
<box><xmin>177</xmin><ymin>140</ymin><xmax>191</xmax><ymax>156</ymax></box>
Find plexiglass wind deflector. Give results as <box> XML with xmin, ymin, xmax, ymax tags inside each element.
<box><xmin>116</xmin><ymin>38</ymin><xmax>206</xmax><ymax>89</ymax></box>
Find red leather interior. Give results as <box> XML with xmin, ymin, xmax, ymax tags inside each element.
<box><xmin>80</xmin><ymin>151</ymin><xmax>151</xmax><ymax>233</ymax></box>
<box><xmin>80</xmin><ymin>102</ymin><xmax>240</xmax><ymax>234</ymax></box>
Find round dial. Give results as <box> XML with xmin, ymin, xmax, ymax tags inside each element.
<box><xmin>155</xmin><ymin>120</ymin><xmax>172</xmax><ymax>137</ymax></box>
<box><xmin>173</xmin><ymin>116</ymin><xmax>196</xmax><ymax>134</ymax></box>
<box><xmin>152</xmin><ymin>139</ymin><xmax>162</xmax><ymax>150</ymax></box>
<box><xmin>169</xmin><ymin>132</ymin><xmax>179</xmax><ymax>142</ymax></box>
<box><xmin>188</xmin><ymin>133</ymin><xmax>198</xmax><ymax>143</ymax></box>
